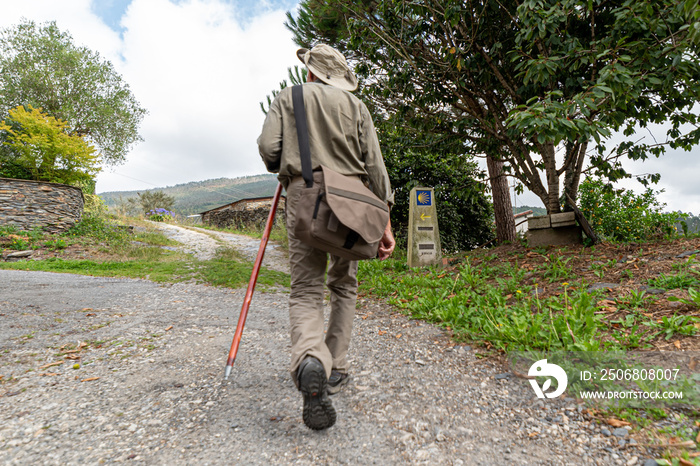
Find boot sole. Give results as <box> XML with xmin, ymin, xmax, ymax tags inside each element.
<box><xmin>299</xmin><ymin>360</ymin><xmax>336</xmax><ymax>430</ymax></box>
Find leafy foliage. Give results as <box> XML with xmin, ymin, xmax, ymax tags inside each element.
<box><xmin>0</xmin><ymin>20</ymin><xmax>146</xmax><ymax>165</ymax></box>
<box><xmin>260</xmin><ymin>63</ymin><xmax>495</xmax><ymax>251</ymax></box>
<box><xmin>578</xmin><ymin>178</ymin><xmax>685</xmax><ymax>242</ymax></box>
<box><xmin>147</xmin><ymin>208</ymin><xmax>174</xmax><ymax>222</ymax></box>
<box><xmin>0</xmin><ymin>105</ymin><xmax>99</xmax><ymax>185</ymax></box>
<box><xmin>379</xmin><ymin>122</ymin><xmax>495</xmax><ymax>251</ymax></box>
<box><xmin>136</xmin><ymin>191</ymin><xmax>176</xmax><ymax>216</ymax></box>
<box><xmin>287</xmin><ymin>0</ymin><xmax>700</xmax><ymax>214</ymax></box>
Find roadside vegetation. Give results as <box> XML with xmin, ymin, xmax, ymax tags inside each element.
<box><xmin>0</xmin><ymin>204</ymin><xmax>289</xmax><ymax>289</ymax></box>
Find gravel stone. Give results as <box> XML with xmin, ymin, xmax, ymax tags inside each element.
<box><xmin>0</xmin><ymin>227</ymin><xmax>665</xmax><ymax>465</ymax></box>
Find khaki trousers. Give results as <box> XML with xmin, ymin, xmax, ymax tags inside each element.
<box><xmin>285</xmin><ymin>175</ymin><xmax>358</xmax><ymax>387</ymax></box>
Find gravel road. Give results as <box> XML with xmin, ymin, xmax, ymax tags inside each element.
<box><xmin>0</xmin><ymin>226</ymin><xmax>662</xmax><ymax>465</ymax></box>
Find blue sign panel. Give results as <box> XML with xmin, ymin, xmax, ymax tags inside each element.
<box><xmin>416</xmin><ymin>190</ymin><xmax>432</xmax><ymax>206</ymax></box>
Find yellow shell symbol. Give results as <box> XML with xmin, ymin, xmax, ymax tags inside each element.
<box><xmin>417</xmin><ymin>192</ymin><xmax>430</xmax><ymax>205</ymax></box>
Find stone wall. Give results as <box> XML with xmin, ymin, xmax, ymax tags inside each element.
<box><xmin>0</xmin><ymin>178</ymin><xmax>84</xmax><ymax>233</ymax></box>
<box><xmin>203</xmin><ymin>198</ymin><xmax>285</xmax><ymax>231</ymax></box>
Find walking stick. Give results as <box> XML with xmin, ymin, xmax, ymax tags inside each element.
<box><xmin>224</xmin><ymin>183</ymin><xmax>283</xmax><ymax>379</ymax></box>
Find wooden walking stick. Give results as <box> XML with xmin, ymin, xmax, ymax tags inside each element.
<box><xmin>224</xmin><ymin>183</ymin><xmax>283</xmax><ymax>379</ymax></box>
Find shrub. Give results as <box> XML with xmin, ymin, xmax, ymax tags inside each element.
<box><xmin>147</xmin><ymin>208</ymin><xmax>174</xmax><ymax>222</ymax></box>
<box><xmin>578</xmin><ymin>178</ymin><xmax>685</xmax><ymax>243</ymax></box>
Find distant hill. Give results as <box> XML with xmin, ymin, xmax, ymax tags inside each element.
<box><xmin>514</xmin><ymin>205</ymin><xmax>547</xmax><ymax>216</ymax></box>
<box><xmin>99</xmin><ymin>174</ymin><xmax>279</xmax><ymax>215</ymax></box>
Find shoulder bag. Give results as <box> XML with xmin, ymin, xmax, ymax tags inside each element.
<box><xmin>291</xmin><ymin>85</ymin><xmax>390</xmax><ymax>260</ymax></box>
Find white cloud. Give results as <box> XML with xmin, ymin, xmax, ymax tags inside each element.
<box><xmin>2</xmin><ymin>1</ymin><xmax>698</xmax><ymax>214</ymax></box>
<box><xmin>1</xmin><ymin>0</ymin><xmax>299</xmax><ymax>193</ymax></box>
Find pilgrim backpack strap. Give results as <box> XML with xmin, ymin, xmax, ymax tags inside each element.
<box><xmin>292</xmin><ymin>85</ymin><xmax>314</xmax><ymax>189</ymax></box>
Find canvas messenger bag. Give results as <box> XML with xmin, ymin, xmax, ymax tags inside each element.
<box><xmin>291</xmin><ymin>85</ymin><xmax>390</xmax><ymax>260</ymax></box>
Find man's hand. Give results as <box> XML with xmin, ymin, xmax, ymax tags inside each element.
<box><xmin>377</xmin><ymin>219</ymin><xmax>395</xmax><ymax>260</ymax></box>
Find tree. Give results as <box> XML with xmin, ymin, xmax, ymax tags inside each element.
<box><xmin>0</xmin><ymin>105</ymin><xmax>100</xmax><ymax>185</ymax></box>
<box><xmin>137</xmin><ymin>191</ymin><xmax>175</xmax><ymax>215</ymax></box>
<box><xmin>261</xmin><ymin>67</ymin><xmax>495</xmax><ymax>251</ymax></box>
<box><xmin>0</xmin><ymin>20</ymin><xmax>146</xmax><ymax>166</ymax></box>
<box><xmin>287</xmin><ymin>0</ymin><xmax>700</xmax><ymax>215</ymax></box>
<box><xmin>380</xmin><ymin>122</ymin><xmax>495</xmax><ymax>251</ymax></box>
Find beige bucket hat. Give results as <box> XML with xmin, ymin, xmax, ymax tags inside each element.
<box><xmin>297</xmin><ymin>44</ymin><xmax>358</xmax><ymax>92</ymax></box>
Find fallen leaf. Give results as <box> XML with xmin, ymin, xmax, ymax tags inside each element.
<box><xmin>396</xmin><ymin>333</ymin><xmax>402</xmax><ymax>338</ymax></box>
<box><xmin>86</xmin><ymin>313</ymin><xmax>96</xmax><ymax>317</ymax></box>
<box><xmin>678</xmin><ymin>458</ymin><xmax>694</xmax><ymax>466</ymax></box>
<box><xmin>64</xmin><ymin>354</ymin><xmax>80</xmax><ymax>360</ymax></box>
<box><xmin>606</xmin><ymin>419</ymin><xmax>631</xmax><ymax>427</ymax></box>
<box><xmin>697</xmin><ymin>430</ymin><xmax>700</xmax><ymax>444</ymax></box>
<box><xmin>674</xmin><ymin>340</ymin><xmax>681</xmax><ymax>349</ymax></box>
<box><xmin>165</xmin><ymin>325</ymin><xmax>173</xmax><ymax>331</ymax></box>
<box><xmin>377</xmin><ymin>330</ymin><xmax>387</xmax><ymax>336</ymax></box>
<box><xmin>81</xmin><ymin>377</ymin><xmax>100</xmax><ymax>382</ymax></box>
<box><xmin>528</xmin><ymin>432</ymin><xmax>538</xmax><ymax>438</ymax></box>
<box><xmin>62</xmin><ymin>349</ymin><xmax>81</xmax><ymax>354</ymax></box>
<box><xmin>39</xmin><ymin>361</ymin><xmax>64</xmax><ymax>369</ymax></box>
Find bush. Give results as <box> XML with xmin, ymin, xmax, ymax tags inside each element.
<box><xmin>578</xmin><ymin>178</ymin><xmax>685</xmax><ymax>242</ymax></box>
<box><xmin>147</xmin><ymin>208</ymin><xmax>174</xmax><ymax>222</ymax></box>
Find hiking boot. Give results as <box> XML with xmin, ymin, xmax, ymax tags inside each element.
<box><xmin>327</xmin><ymin>370</ymin><xmax>350</xmax><ymax>395</ymax></box>
<box><xmin>297</xmin><ymin>357</ymin><xmax>336</xmax><ymax>430</ymax></box>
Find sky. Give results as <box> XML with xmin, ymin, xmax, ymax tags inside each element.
<box><xmin>1</xmin><ymin>0</ymin><xmax>699</xmax><ymax>214</ymax></box>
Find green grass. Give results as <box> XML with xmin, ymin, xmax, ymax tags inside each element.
<box><xmin>0</xmin><ymin>216</ymin><xmax>289</xmax><ymax>289</ymax></box>
<box><xmin>358</xmin><ymin>252</ymin><xmax>700</xmax><ymax>352</ymax></box>
<box><xmin>0</xmin><ymin>252</ymin><xmax>288</xmax><ymax>288</ymax></box>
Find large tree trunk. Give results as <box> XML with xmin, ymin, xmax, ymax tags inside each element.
<box><xmin>542</xmin><ymin>142</ymin><xmax>561</xmax><ymax>214</ymax></box>
<box><xmin>563</xmin><ymin>140</ymin><xmax>588</xmax><ymax>210</ymax></box>
<box><xmin>486</xmin><ymin>155</ymin><xmax>517</xmax><ymax>244</ymax></box>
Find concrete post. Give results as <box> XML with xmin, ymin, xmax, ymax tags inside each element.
<box><xmin>407</xmin><ymin>187</ymin><xmax>442</xmax><ymax>268</ymax></box>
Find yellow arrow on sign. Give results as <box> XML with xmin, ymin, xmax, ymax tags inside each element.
<box><xmin>420</xmin><ymin>213</ymin><xmax>431</xmax><ymax>221</ymax></box>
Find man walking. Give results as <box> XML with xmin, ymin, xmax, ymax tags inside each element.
<box><xmin>258</xmin><ymin>44</ymin><xmax>395</xmax><ymax>430</ymax></box>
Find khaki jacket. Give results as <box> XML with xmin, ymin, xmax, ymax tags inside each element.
<box><xmin>257</xmin><ymin>82</ymin><xmax>394</xmax><ymax>206</ymax></box>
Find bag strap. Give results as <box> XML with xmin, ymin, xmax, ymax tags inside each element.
<box><xmin>292</xmin><ymin>85</ymin><xmax>314</xmax><ymax>188</ymax></box>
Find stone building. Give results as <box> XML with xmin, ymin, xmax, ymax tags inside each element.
<box><xmin>200</xmin><ymin>196</ymin><xmax>286</xmax><ymax>230</ymax></box>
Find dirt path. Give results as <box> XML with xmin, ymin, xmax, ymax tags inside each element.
<box><xmin>149</xmin><ymin>222</ymin><xmax>288</xmax><ymax>273</ymax></box>
<box><xmin>0</xmin><ymin>226</ymin><xmax>660</xmax><ymax>465</ymax></box>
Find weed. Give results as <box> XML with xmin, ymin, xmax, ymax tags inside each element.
<box><xmin>590</xmin><ymin>263</ymin><xmax>606</xmax><ymax>279</ymax></box>
<box><xmin>644</xmin><ymin>314</ymin><xmax>699</xmax><ymax>340</ymax></box>
<box><xmin>617</xmin><ymin>289</ymin><xmax>649</xmax><ymax>309</ymax></box>
<box><xmin>668</xmin><ymin>288</ymin><xmax>700</xmax><ymax>308</ymax></box>
<box><xmin>44</xmin><ymin>238</ymin><xmax>67</xmax><ymax>250</ymax></box>
<box><xmin>542</xmin><ymin>255</ymin><xmax>573</xmax><ymax>283</ymax></box>
<box><xmin>647</xmin><ymin>273</ymin><xmax>700</xmax><ymax>290</ymax></box>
